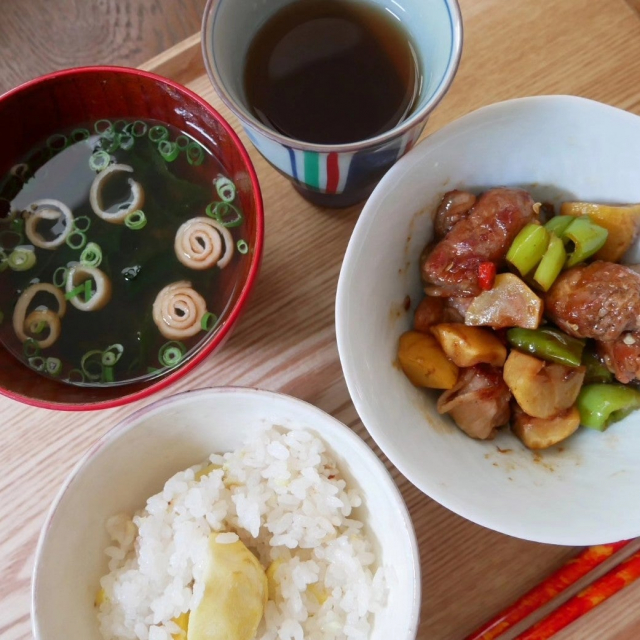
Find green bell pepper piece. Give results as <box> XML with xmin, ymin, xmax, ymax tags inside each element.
<box><xmin>533</xmin><ymin>233</ymin><xmax>566</xmax><ymax>291</ymax></box>
<box><xmin>577</xmin><ymin>383</ymin><xmax>640</xmax><ymax>430</ymax></box>
<box><xmin>506</xmin><ymin>326</ymin><xmax>585</xmax><ymax>367</ymax></box>
<box><xmin>582</xmin><ymin>349</ymin><xmax>614</xmax><ymax>384</ymax></box>
<box><xmin>544</xmin><ymin>215</ymin><xmax>575</xmax><ymax>237</ymax></box>
<box><xmin>563</xmin><ymin>216</ymin><xmax>608</xmax><ymax>268</ymax></box>
<box><xmin>506</xmin><ymin>223</ymin><xmax>550</xmax><ymax>277</ymax></box>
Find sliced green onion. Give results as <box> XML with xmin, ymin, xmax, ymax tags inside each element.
<box><xmin>186</xmin><ymin>142</ymin><xmax>205</xmax><ymax>166</ymax></box>
<box><xmin>28</xmin><ymin>356</ymin><xmax>45</xmax><ymax>372</ymax></box>
<box><xmin>160</xmin><ymin>347</ymin><xmax>183</xmax><ymax>366</ymax></box>
<box><xmin>84</xmin><ymin>278</ymin><xmax>93</xmax><ymax>301</ymax></box>
<box><xmin>158</xmin><ymin>140</ymin><xmax>179</xmax><ymax>162</ymax></box>
<box><xmin>94</xmin><ymin>119</ymin><xmax>114</xmax><ymax>136</ymax></box>
<box><xmin>102</xmin><ymin>134</ymin><xmax>121</xmax><ymax>154</ymax></box>
<box><xmin>237</xmin><ymin>239</ymin><xmax>249</xmax><ymax>254</ymax></box>
<box><xmin>89</xmin><ymin>150</ymin><xmax>111</xmax><ymax>172</ymax></box>
<box><xmin>212</xmin><ymin>202</ymin><xmax>243</xmax><ymax>227</ymax></box>
<box><xmin>65</xmin><ymin>283</ymin><xmax>85</xmax><ymax>300</ymax></box>
<box><xmin>544</xmin><ymin>215</ymin><xmax>577</xmax><ymax>240</ymax></box>
<box><xmin>215</xmin><ymin>177</ymin><xmax>236</xmax><ymax>203</ymax></box>
<box><xmin>103</xmin><ymin>366</ymin><xmax>114</xmax><ymax>383</ymax></box>
<box><xmin>176</xmin><ymin>135</ymin><xmax>190</xmax><ymax>150</ymax></box>
<box><xmin>210</xmin><ymin>202</ymin><xmax>244</xmax><ymax>228</ymax></box>
<box><xmin>101</xmin><ymin>344</ymin><xmax>124</xmax><ymax>366</ymax></box>
<box><xmin>45</xmin><ymin>357</ymin><xmax>62</xmax><ymax>376</ymax></box>
<box><xmin>533</xmin><ymin>233</ymin><xmax>566</xmax><ymax>291</ymax></box>
<box><xmin>47</xmin><ymin>133</ymin><xmax>68</xmax><ymax>151</ymax></box>
<box><xmin>67</xmin><ymin>369</ymin><xmax>85</xmax><ymax>384</ymax></box>
<box><xmin>147</xmin><ymin>366</ymin><xmax>161</xmax><ymax>374</ymax></box>
<box><xmin>73</xmin><ymin>216</ymin><xmax>92</xmax><ymax>232</ymax></box>
<box><xmin>131</xmin><ymin>120</ymin><xmax>148</xmax><ymax>137</ymax></box>
<box><xmin>149</xmin><ymin>125</ymin><xmax>169</xmax><ymax>143</ymax></box>
<box><xmin>119</xmin><ymin>132</ymin><xmax>134</xmax><ymax>151</ymax></box>
<box><xmin>506</xmin><ymin>223</ymin><xmax>550</xmax><ymax>277</ymax></box>
<box><xmin>124</xmin><ymin>210</ymin><xmax>147</xmax><ymax>230</ymax></box>
<box><xmin>112</xmin><ymin>119</ymin><xmax>127</xmax><ymax>133</ymax></box>
<box><xmin>159</xmin><ymin>341</ymin><xmax>186</xmax><ymax>367</ymax></box>
<box><xmin>81</xmin><ymin>349</ymin><xmax>103</xmax><ymax>381</ymax></box>
<box><xmin>10</xmin><ymin>217</ymin><xmax>24</xmax><ymax>233</ymax></box>
<box><xmin>71</xmin><ymin>128</ymin><xmax>91</xmax><ymax>142</ymax></box>
<box><xmin>564</xmin><ymin>217</ymin><xmax>608</xmax><ymax>268</ymax></box>
<box><xmin>53</xmin><ymin>266</ymin><xmax>68</xmax><ymax>288</ymax></box>
<box><xmin>201</xmin><ymin>312</ymin><xmax>218</xmax><ymax>331</ymax></box>
<box><xmin>7</xmin><ymin>247</ymin><xmax>36</xmax><ymax>271</ymax></box>
<box><xmin>66</xmin><ymin>230</ymin><xmax>87</xmax><ymax>250</ymax></box>
<box><xmin>80</xmin><ymin>242</ymin><xmax>102</xmax><ymax>268</ymax></box>
<box><xmin>23</xmin><ymin>338</ymin><xmax>40</xmax><ymax>358</ymax></box>
<box><xmin>29</xmin><ymin>319</ymin><xmax>46</xmax><ymax>335</ymax></box>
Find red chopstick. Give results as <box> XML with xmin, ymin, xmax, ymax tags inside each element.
<box><xmin>464</xmin><ymin>540</ymin><xmax>631</xmax><ymax>640</ymax></box>
<box><xmin>513</xmin><ymin>548</ymin><xmax>640</xmax><ymax>640</ymax></box>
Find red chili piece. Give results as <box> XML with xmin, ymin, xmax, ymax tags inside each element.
<box><xmin>478</xmin><ymin>262</ymin><xmax>496</xmax><ymax>291</ymax></box>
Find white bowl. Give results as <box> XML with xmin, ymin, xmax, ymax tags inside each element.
<box><xmin>336</xmin><ymin>96</ymin><xmax>640</xmax><ymax>546</ymax></box>
<box><xmin>32</xmin><ymin>387</ymin><xmax>420</xmax><ymax>639</ymax></box>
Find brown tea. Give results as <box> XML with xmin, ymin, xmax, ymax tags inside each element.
<box><xmin>244</xmin><ymin>0</ymin><xmax>420</xmax><ymax>145</ymax></box>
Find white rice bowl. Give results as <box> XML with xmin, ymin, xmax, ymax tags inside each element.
<box><xmin>98</xmin><ymin>428</ymin><xmax>387</xmax><ymax>640</ymax></box>
<box><xmin>32</xmin><ymin>388</ymin><xmax>420</xmax><ymax>640</ymax></box>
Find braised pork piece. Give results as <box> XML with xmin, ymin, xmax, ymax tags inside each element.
<box><xmin>545</xmin><ymin>262</ymin><xmax>640</xmax><ymax>341</ymax></box>
<box><xmin>422</xmin><ymin>188</ymin><xmax>537</xmax><ymax>297</ymax></box>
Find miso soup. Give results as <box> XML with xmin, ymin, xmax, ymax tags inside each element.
<box><xmin>0</xmin><ymin>119</ymin><xmax>248</xmax><ymax>386</ymax></box>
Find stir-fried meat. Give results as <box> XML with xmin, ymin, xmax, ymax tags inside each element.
<box><xmin>447</xmin><ymin>296</ymin><xmax>474</xmax><ymax>319</ymax></box>
<box><xmin>414</xmin><ymin>297</ymin><xmax>449</xmax><ymax>332</ymax></box>
<box><xmin>437</xmin><ymin>365</ymin><xmax>511</xmax><ymax>439</ymax></box>
<box><xmin>413</xmin><ymin>296</ymin><xmax>473</xmax><ymax>331</ymax></box>
<box><xmin>598</xmin><ymin>332</ymin><xmax>640</xmax><ymax>383</ymax></box>
<box><xmin>434</xmin><ymin>190</ymin><xmax>477</xmax><ymax>238</ymax></box>
<box><xmin>545</xmin><ymin>262</ymin><xmax>640</xmax><ymax>341</ymax></box>
<box><xmin>422</xmin><ymin>188</ymin><xmax>536</xmax><ymax>297</ymax></box>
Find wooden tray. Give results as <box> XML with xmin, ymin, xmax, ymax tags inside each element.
<box><xmin>5</xmin><ymin>0</ymin><xmax>640</xmax><ymax>638</ymax></box>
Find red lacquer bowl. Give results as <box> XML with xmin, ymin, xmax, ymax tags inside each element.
<box><xmin>0</xmin><ymin>66</ymin><xmax>264</xmax><ymax>410</ymax></box>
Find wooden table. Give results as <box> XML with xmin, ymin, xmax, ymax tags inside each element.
<box><xmin>3</xmin><ymin>1</ymin><xmax>640</xmax><ymax>638</ymax></box>
<box><xmin>0</xmin><ymin>0</ymin><xmax>206</xmax><ymax>95</ymax></box>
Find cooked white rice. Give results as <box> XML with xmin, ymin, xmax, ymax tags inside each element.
<box><xmin>97</xmin><ymin>427</ymin><xmax>388</xmax><ymax>640</ymax></box>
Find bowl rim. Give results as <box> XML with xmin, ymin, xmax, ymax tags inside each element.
<box><xmin>0</xmin><ymin>65</ymin><xmax>265</xmax><ymax>411</ymax></box>
<box><xmin>336</xmin><ymin>94</ymin><xmax>640</xmax><ymax>545</ymax></box>
<box><xmin>31</xmin><ymin>386</ymin><xmax>422</xmax><ymax>639</ymax></box>
<box><xmin>201</xmin><ymin>0</ymin><xmax>464</xmax><ymax>153</ymax></box>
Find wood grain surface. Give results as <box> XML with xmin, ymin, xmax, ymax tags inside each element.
<box><xmin>3</xmin><ymin>0</ymin><xmax>640</xmax><ymax>639</ymax></box>
<box><xmin>0</xmin><ymin>0</ymin><xmax>206</xmax><ymax>95</ymax></box>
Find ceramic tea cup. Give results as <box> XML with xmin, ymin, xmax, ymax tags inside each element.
<box><xmin>202</xmin><ymin>0</ymin><xmax>463</xmax><ymax>208</ymax></box>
